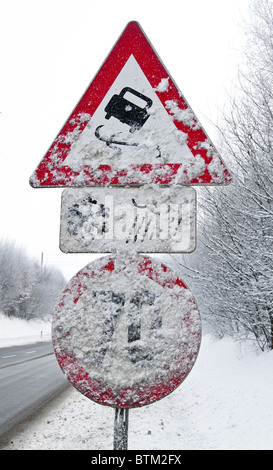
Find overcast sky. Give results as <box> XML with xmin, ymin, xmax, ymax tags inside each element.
<box><xmin>0</xmin><ymin>0</ymin><xmax>251</xmax><ymax>280</ymax></box>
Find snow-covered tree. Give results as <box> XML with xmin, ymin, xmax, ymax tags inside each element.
<box><xmin>170</xmin><ymin>0</ymin><xmax>273</xmax><ymax>351</ymax></box>
<box><xmin>0</xmin><ymin>239</ymin><xmax>66</xmax><ymax>320</ymax></box>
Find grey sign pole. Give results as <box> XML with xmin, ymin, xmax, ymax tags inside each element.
<box><xmin>113</xmin><ymin>408</ymin><xmax>129</xmax><ymax>450</ymax></box>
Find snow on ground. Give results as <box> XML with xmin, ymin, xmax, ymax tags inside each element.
<box><xmin>0</xmin><ymin>313</ymin><xmax>51</xmax><ymax>347</ymax></box>
<box><xmin>1</xmin><ymin>315</ymin><xmax>273</xmax><ymax>450</ymax></box>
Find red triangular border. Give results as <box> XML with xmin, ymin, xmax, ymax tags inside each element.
<box><xmin>30</xmin><ymin>21</ymin><xmax>231</xmax><ymax>187</ymax></box>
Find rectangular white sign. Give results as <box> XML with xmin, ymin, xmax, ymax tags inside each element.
<box><xmin>60</xmin><ymin>186</ymin><xmax>196</xmax><ymax>253</ymax></box>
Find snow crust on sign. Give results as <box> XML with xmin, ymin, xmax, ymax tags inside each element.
<box><xmin>62</xmin><ymin>55</ymin><xmax>194</xmax><ymax>171</ymax></box>
<box><xmin>59</xmin><ymin>185</ymin><xmax>196</xmax><ymax>254</ymax></box>
<box><xmin>52</xmin><ymin>252</ymin><xmax>201</xmax><ymax>408</ymax></box>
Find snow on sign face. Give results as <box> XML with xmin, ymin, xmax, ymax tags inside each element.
<box><xmin>29</xmin><ymin>21</ymin><xmax>231</xmax><ymax>187</ymax></box>
<box><xmin>52</xmin><ymin>253</ymin><xmax>201</xmax><ymax>408</ymax></box>
<box><xmin>59</xmin><ymin>186</ymin><xmax>196</xmax><ymax>254</ymax></box>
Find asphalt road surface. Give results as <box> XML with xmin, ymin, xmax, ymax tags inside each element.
<box><xmin>0</xmin><ymin>342</ymin><xmax>69</xmax><ymax>439</ymax></box>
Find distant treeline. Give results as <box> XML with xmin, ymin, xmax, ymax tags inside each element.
<box><xmin>0</xmin><ymin>239</ymin><xmax>66</xmax><ymax>320</ymax></box>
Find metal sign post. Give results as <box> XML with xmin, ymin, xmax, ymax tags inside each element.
<box><xmin>114</xmin><ymin>408</ymin><xmax>129</xmax><ymax>450</ymax></box>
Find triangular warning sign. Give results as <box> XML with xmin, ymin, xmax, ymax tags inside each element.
<box><xmin>30</xmin><ymin>21</ymin><xmax>231</xmax><ymax>187</ymax></box>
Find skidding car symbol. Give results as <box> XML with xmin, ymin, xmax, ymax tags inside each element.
<box><xmin>104</xmin><ymin>87</ymin><xmax>153</xmax><ymax>132</ymax></box>
<box><xmin>94</xmin><ymin>86</ymin><xmax>161</xmax><ymax>157</ymax></box>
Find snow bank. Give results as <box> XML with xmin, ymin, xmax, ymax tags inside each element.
<box><xmin>3</xmin><ymin>334</ymin><xmax>273</xmax><ymax>450</ymax></box>
<box><xmin>0</xmin><ymin>313</ymin><xmax>51</xmax><ymax>347</ymax></box>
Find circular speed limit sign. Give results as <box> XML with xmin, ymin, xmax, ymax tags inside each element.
<box><xmin>52</xmin><ymin>252</ymin><xmax>201</xmax><ymax>408</ymax></box>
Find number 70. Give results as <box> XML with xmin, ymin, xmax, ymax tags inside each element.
<box><xmin>91</xmin><ymin>290</ymin><xmax>162</xmax><ymax>365</ymax></box>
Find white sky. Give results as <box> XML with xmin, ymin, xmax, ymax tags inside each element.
<box><xmin>0</xmin><ymin>0</ymin><xmax>251</xmax><ymax>280</ymax></box>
